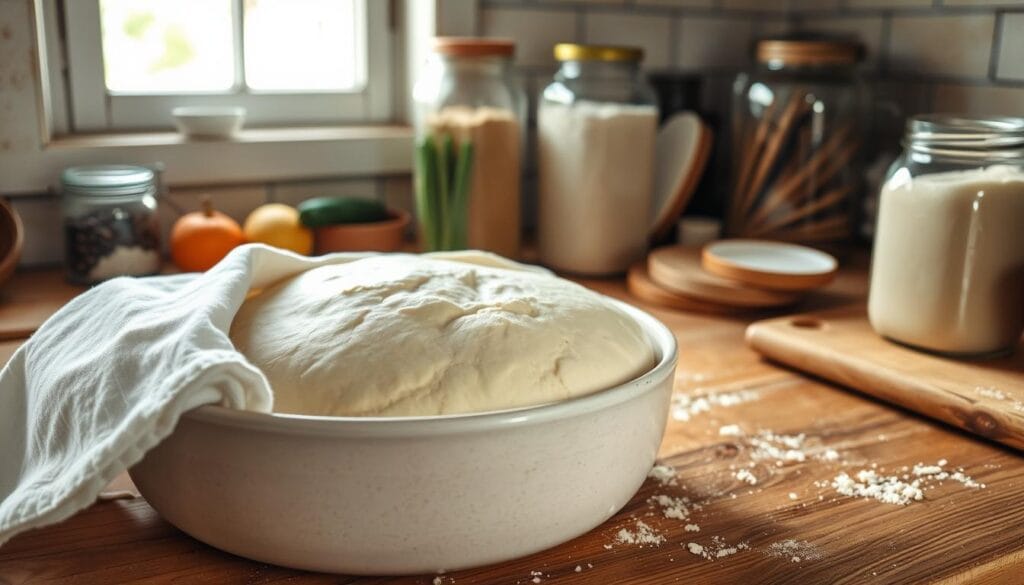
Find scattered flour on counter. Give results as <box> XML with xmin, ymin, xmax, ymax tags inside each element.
<box><xmin>614</xmin><ymin>520</ymin><xmax>665</xmax><ymax>547</ymax></box>
<box><xmin>649</xmin><ymin>494</ymin><xmax>695</xmax><ymax>520</ymax></box>
<box><xmin>530</xmin><ymin>570</ymin><xmax>543</xmax><ymax>583</ymax></box>
<box><xmin>788</xmin><ymin>492</ymin><xmax>798</xmax><ymax>500</ymax></box>
<box><xmin>822</xmin><ymin>449</ymin><xmax>841</xmax><ymax>462</ymax></box>
<box><xmin>833</xmin><ymin>469</ymin><xmax>923</xmax><ymax>505</ymax></box>
<box><xmin>734</xmin><ymin>468</ymin><xmax>758</xmax><ymax>485</ymax></box>
<box><xmin>648</xmin><ymin>464</ymin><xmax>679</xmax><ymax>487</ymax></box>
<box><xmin>749</xmin><ymin>431</ymin><xmax>808</xmax><ymax>463</ymax></box>
<box><xmin>719</xmin><ymin>424</ymin><xmax>744</xmax><ymax>437</ymax></box>
<box><xmin>765</xmin><ymin>539</ymin><xmax>824</xmax><ymax>562</ymax></box>
<box><xmin>685</xmin><ymin>536</ymin><xmax>750</xmax><ymax>561</ymax></box>
<box><xmin>685</xmin><ymin>524</ymin><xmax>701</xmax><ymax>532</ymax></box>
<box><xmin>574</xmin><ymin>565</ymin><xmax>582</xmax><ymax>573</ymax></box>
<box><xmin>833</xmin><ymin>460</ymin><xmax>986</xmax><ymax>505</ymax></box>
<box><xmin>671</xmin><ymin>390</ymin><xmax>761</xmax><ymax>421</ymax></box>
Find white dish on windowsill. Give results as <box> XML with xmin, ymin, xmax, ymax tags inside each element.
<box><xmin>128</xmin><ymin>299</ymin><xmax>678</xmax><ymax>575</ymax></box>
<box><xmin>172</xmin><ymin>106</ymin><xmax>247</xmax><ymax>139</ymax></box>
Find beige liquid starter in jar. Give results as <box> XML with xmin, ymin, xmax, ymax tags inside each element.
<box><xmin>868</xmin><ymin>116</ymin><xmax>1024</xmax><ymax>357</ymax></box>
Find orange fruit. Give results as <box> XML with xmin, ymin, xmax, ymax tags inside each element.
<box><xmin>170</xmin><ymin>197</ymin><xmax>246</xmax><ymax>272</ymax></box>
<box><xmin>242</xmin><ymin>203</ymin><xmax>313</xmax><ymax>255</ymax></box>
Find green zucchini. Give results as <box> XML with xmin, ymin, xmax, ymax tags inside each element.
<box><xmin>298</xmin><ymin>196</ymin><xmax>390</xmax><ymax>227</ymax></box>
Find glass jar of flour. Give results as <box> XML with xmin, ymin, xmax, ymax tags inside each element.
<box><xmin>538</xmin><ymin>44</ymin><xmax>658</xmax><ymax>275</ymax></box>
<box><xmin>412</xmin><ymin>37</ymin><xmax>526</xmax><ymax>257</ymax></box>
<box><xmin>62</xmin><ymin>165</ymin><xmax>161</xmax><ymax>284</ymax></box>
<box><xmin>869</xmin><ymin>115</ymin><xmax>1024</xmax><ymax>357</ymax></box>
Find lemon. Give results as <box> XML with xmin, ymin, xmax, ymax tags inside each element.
<box><xmin>243</xmin><ymin>204</ymin><xmax>313</xmax><ymax>255</ymax></box>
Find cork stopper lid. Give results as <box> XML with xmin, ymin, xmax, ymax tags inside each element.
<box><xmin>433</xmin><ymin>37</ymin><xmax>515</xmax><ymax>58</ymax></box>
<box><xmin>756</xmin><ymin>37</ymin><xmax>862</xmax><ymax>66</ymax></box>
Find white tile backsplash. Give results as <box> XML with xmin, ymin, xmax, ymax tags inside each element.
<box><xmin>889</xmin><ymin>14</ymin><xmax>995</xmax><ymax>78</ymax></box>
<box><xmin>845</xmin><ymin>0</ymin><xmax>931</xmax><ymax>7</ymax></box>
<box><xmin>933</xmin><ymin>83</ymin><xmax>1024</xmax><ymax>116</ymax></box>
<box><xmin>996</xmin><ymin>13</ymin><xmax>1024</xmax><ymax>81</ymax></box>
<box><xmin>584</xmin><ymin>12</ymin><xmax>673</xmax><ymax>68</ymax></box>
<box><xmin>480</xmin><ymin>7</ymin><xmax>578</xmax><ymax>68</ymax></box>
<box><xmin>636</xmin><ymin>0</ymin><xmax>715</xmax><ymax>8</ymax></box>
<box><xmin>676</xmin><ymin>16</ymin><xmax>754</xmax><ymax>70</ymax></box>
<box><xmin>799</xmin><ymin>16</ymin><xmax>886</xmax><ymax>71</ymax></box>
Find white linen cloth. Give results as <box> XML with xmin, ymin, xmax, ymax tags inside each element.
<box><xmin>0</xmin><ymin>244</ymin><xmax>533</xmax><ymax>546</ymax></box>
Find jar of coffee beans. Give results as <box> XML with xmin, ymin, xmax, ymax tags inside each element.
<box><xmin>62</xmin><ymin>165</ymin><xmax>161</xmax><ymax>284</ymax></box>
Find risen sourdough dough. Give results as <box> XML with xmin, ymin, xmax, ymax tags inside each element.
<box><xmin>230</xmin><ymin>254</ymin><xmax>656</xmax><ymax>416</ymax></box>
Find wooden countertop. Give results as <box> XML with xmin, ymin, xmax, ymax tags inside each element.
<box><xmin>1</xmin><ymin>262</ymin><xmax>1021</xmax><ymax>584</ymax></box>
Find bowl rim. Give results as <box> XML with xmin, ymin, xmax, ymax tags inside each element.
<box><xmin>316</xmin><ymin>207</ymin><xmax>412</xmax><ymax>233</ymax></box>
<box><xmin>172</xmin><ymin>105</ymin><xmax>247</xmax><ymax>119</ymax></box>
<box><xmin>185</xmin><ymin>298</ymin><xmax>678</xmax><ymax>437</ymax></box>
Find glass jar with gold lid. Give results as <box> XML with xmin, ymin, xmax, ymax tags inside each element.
<box><xmin>537</xmin><ymin>44</ymin><xmax>659</xmax><ymax>275</ymax></box>
<box><xmin>727</xmin><ymin>36</ymin><xmax>866</xmax><ymax>247</ymax></box>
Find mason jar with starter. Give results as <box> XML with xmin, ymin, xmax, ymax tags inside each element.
<box><xmin>868</xmin><ymin>115</ymin><xmax>1024</xmax><ymax>357</ymax></box>
<box><xmin>537</xmin><ymin>43</ymin><xmax>659</xmax><ymax>275</ymax></box>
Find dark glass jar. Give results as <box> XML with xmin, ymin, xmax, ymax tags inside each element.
<box><xmin>62</xmin><ymin>165</ymin><xmax>161</xmax><ymax>284</ymax></box>
<box><xmin>727</xmin><ymin>38</ymin><xmax>866</xmax><ymax>245</ymax></box>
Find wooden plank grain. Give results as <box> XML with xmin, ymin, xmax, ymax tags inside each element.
<box><xmin>746</xmin><ymin>306</ymin><xmax>1024</xmax><ymax>451</ymax></box>
<box><xmin>1</xmin><ymin>265</ymin><xmax>1023</xmax><ymax>584</ymax></box>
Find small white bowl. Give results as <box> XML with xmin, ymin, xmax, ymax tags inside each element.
<box><xmin>129</xmin><ymin>300</ymin><xmax>678</xmax><ymax>575</ymax></box>
<box><xmin>172</xmin><ymin>106</ymin><xmax>246</xmax><ymax>139</ymax></box>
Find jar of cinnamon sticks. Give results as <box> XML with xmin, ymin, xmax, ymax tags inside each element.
<box><xmin>727</xmin><ymin>37</ymin><xmax>866</xmax><ymax>245</ymax></box>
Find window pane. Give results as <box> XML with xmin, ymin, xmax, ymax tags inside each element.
<box><xmin>99</xmin><ymin>0</ymin><xmax>235</xmax><ymax>93</ymax></box>
<box><xmin>243</xmin><ymin>0</ymin><xmax>363</xmax><ymax>91</ymax></box>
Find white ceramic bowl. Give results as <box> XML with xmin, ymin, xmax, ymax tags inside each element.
<box><xmin>129</xmin><ymin>300</ymin><xmax>677</xmax><ymax>575</ymax></box>
<box><xmin>172</xmin><ymin>106</ymin><xmax>246</xmax><ymax>138</ymax></box>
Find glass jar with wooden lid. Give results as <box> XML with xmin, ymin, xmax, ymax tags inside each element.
<box><xmin>727</xmin><ymin>36</ymin><xmax>866</xmax><ymax>246</ymax></box>
<box><xmin>412</xmin><ymin>37</ymin><xmax>526</xmax><ymax>256</ymax></box>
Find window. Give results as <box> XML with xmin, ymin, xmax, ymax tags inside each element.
<box><xmin>59</xmin><ymin>0</ymin><xmax>393</xmax><ymax>132</ymax></box>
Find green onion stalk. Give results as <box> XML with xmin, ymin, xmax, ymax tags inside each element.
<box><xmin>414</xmin><ymin>133</ymin><xmax>474</xmax><ymax>251</ymax></box>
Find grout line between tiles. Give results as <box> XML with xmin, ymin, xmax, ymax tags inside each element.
<box><xmin>989</xmin><ymin>10</ymin><xmax>1004</xmax><ymax>81</ymax></box>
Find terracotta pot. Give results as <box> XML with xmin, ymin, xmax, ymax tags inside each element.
<box><xmin>0</xmin><ymin>198</ymin><xmax>24</xmax><ymax>288</ymax></box>
<box><xmin>314</xmin><ymin>208</ymin><xmax>410</xmax><ymax>254</ymax></box>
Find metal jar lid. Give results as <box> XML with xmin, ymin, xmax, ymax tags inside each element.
<box><xmin>553</xmin><ymin>43</ymin><xmax>644</xmax><ymax>63</ymax></box>
<box><xmin>61</xmin><ymin>165</ymin><xmax>156</xmax><ymax>198</ymax></box>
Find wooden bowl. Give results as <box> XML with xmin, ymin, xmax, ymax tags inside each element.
<box><xmin>314</xmin><ymin>208</ymin><xmax>410</xmax><ymax>254</ymax></box>
<box><xmin>0</xmin><ymin>198</ymin><xmax>24</xmax><ymax>288</ymax></box>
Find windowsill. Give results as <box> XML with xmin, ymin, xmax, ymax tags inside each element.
<box><xmin>48</xmin><ymin>124</ymin><xmax>414</xmax><ymax>149</ymax></box>
<box><xmin>1</xmin><ymin>124</ymin><xmax>415</xmax><ymax>194</ymax></box>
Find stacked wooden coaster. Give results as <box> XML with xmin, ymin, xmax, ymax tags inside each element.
<box><xmin>628</xmin><ymin>239</ymin><xmax>838</xmax><ymax>314</ymax></box>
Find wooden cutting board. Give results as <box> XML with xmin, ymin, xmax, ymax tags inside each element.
<box><xmin>746</xmin><ymin>305</ymin><xmax>1024</xmax><ymax>452</ymax></box>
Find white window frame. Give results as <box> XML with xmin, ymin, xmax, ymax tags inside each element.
<box><xmin>60</xmin><ymin>0</ymin><xmax>393</xmax><ymax>132</ymax></box>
